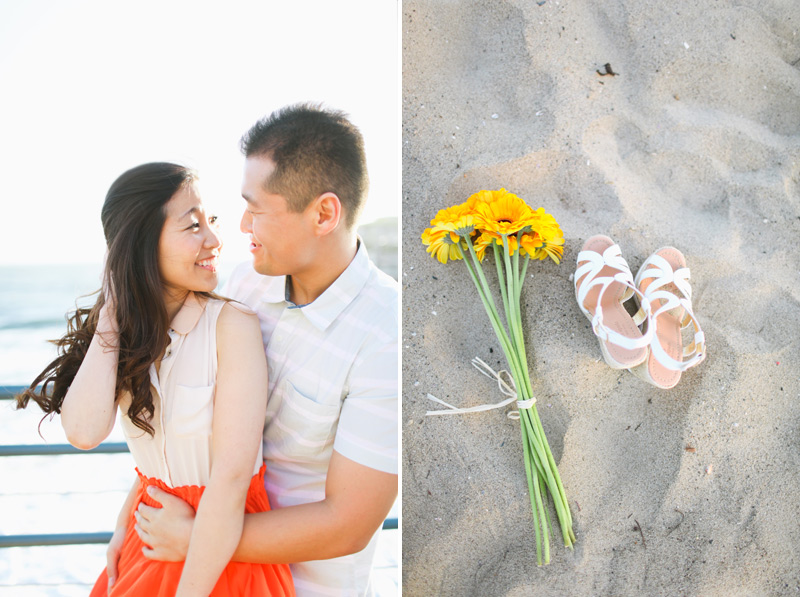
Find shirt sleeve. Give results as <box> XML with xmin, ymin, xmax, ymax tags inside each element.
<box><xmin>333</xmin><ymin>333</ymin><xmax>398</xmax><ymax>475</ymax></box>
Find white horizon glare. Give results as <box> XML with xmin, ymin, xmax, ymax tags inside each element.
<box><xmin>1</xmin><ymin>0</ymin><xmax>399</xmax><ymax>265</ymax></box>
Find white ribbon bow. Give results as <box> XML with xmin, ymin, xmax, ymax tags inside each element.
<box><xmin>425</xmin><ymin>357</ymin><xmax>536</xmax><ymax>420</ymax></box>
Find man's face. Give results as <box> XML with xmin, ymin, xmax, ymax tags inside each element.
<box><xmin>240</xmin><ymin>156</ymin><xmax>315</xmax><ymax>277</ymax></box>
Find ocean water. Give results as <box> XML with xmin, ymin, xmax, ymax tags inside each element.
<box><xmin>0</xmin><ymin>245</ymin><xmax>399</xmax><ymax>595</ymax></box>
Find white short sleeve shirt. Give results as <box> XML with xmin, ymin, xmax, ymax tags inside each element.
<box><xmin>223</xmin><ymin>241</ymin><xmax>398</xmax><ymax>597</ymax></box>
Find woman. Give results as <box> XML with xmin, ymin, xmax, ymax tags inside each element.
<box><xmin>17</xmin><ymin>163</ymin><xmax>294</xmax><ymax>596</ymax></box>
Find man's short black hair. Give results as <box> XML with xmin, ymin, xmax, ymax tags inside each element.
<box><xmin>240</xmin><ymin>103</ymin><xmax>369</xmax><ymax>229</ymax></box>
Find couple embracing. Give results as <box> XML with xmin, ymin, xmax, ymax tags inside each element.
<box><xmin>18</xmin><ymin>104</ymin><xmax>398</xmax><ymax>596</ymax></box>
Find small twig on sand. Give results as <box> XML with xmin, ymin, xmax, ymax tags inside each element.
<box><xmin>666</xmin><ymin>508</ymin><xmax>685</xmax><ymax>536</ymax></box>
<box><xmin>634</xmin><ymin>519</ymin><xmax>646</xmax><ymax>548</ymax></box>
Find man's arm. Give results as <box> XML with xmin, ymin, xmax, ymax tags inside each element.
<box><xmin>235</xmin><ymin>450</ymin><xmax>396</xmax><ymax>562</ymax></box>
<box><xmin>138</xmin><ymin>293</ymin><xmax>399</xmax><ymax>562</ymax></box>
<box><xmin>137</xmin><ymin>449</ymin><xmax>397</xmax><ymax>563</ymax></box>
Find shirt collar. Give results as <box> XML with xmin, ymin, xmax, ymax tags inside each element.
<box><xmin>170</xmin><ymin>292</ymin><xmax>207</xmax><ymax>335</ymax></box>
<box><xmin>262</xmin><ymin>240</ymin><xmax>372</xmax><ymax>331</ymax></box>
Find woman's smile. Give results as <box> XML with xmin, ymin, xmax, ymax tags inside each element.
<box><xmin>196</xmin><ymin>255</ymin><xmax>219</xmax><ymax>272</ymax></box>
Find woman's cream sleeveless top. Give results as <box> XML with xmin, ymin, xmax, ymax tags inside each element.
<box><xmin>118</xmin><ymin>294</ymin><xmax>263</xmax><ymax>487</ymax></box>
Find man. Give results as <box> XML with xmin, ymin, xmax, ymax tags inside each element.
<box><xmin>134</xmin><ymin>104</ymin><xmax>398</xmax><ymax>595</ymax></box>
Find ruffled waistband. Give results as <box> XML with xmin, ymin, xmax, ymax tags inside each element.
<box><xmin>135</xmin><ymin>465</ymin><xmax>268</xmax><ymax>510</ymax></box>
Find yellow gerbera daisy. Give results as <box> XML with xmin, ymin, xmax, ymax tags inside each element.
<box><xmin>529</xmin><ymin>207</ymin><xmax>562</xmax><ymax>240</ymax></box>
<box><xmin>422</xmin><ymin>201</ymin><xmax>485</xmax><ymax>263</ymax></box>
<box><xmin>421</xmin><ymin>226</ymin><xmax>463</xmax><ymax>264</ymax></box>
<box><xmin>465</xmin><ymin>189</ymin><xmax>505</xmax><ymax>210</ymax></box>
<box><xmin>474</xmin><ymin>230</ymin><xmax>522</xmax><ymax>257</ymax></box>
<box><xmin>521</xmin><ymin>208</ymin><xmax>564</xmax><ymax>263</ymax></box>
<box><xmin>519</xmin><ymin>231</ymin><xmax>543</xmax><ymax>255</ymax></box>
<box><xmin>538</xmin><ymin>236</ymin><xmax>565</xmax><ymax>263</ymax></box>
<box><xmin>430</xmin><ymin>202</ymin><xmax>478</xmax><ymax>238</ymax></box>
<box><xmin>473</xmin><ymin>189</ymin><xmax>537</xmax><ymax>236</ymax></box>
<box><xmin>520</xmin><ymin>231</ymin><xmax>564</xmax><ymax>263</ymax></box>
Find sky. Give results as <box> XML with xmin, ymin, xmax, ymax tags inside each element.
<box><xmin>0</xmin><ymin>0</ymin><xmax>399</xmax><ymax>265</ymax></box>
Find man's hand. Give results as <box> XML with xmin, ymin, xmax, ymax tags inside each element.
<box><xmin>134</xmin><ymin>487</ymin><xmax>196</xmax><ymax>561</ymax></box>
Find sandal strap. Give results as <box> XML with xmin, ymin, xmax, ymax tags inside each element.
<box><xmin>576</xmin><ymin>244</ymin><xmax>654</xmax><ymax>351</ymax></box>
<box><xmin>634</xmin><ymin>253</ymin><xmax>693</xmax><ymax>302</ymax></box>
<box><xmin>636</xmin><ymin>253</ymin><xmax>706</xmax><ymax>373</ymax></box>
<box><xmin>575</xmin><ymin>243</ymin><xmax>635</xmax><ymax>315</ymax></box>
<box><xmin>648</xmin><ymin>303</ymin><xmax>706</xmax><ymax>372</ymax></box>
<box><xmin>590</xmin><ymin>280</ymin><xmax>655</xmax><ymax>350</ymax></box>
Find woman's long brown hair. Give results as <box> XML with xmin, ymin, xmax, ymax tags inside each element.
<box><xmin>16</xmin><ymin>162</ymin><xmax>199</xmax><ymax>435</ymax></box>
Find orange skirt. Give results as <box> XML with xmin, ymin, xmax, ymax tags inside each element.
<box><xmin>90</xmin><ymin>466</ymin><xmax>294</xmax><ymax>596</ymax></box>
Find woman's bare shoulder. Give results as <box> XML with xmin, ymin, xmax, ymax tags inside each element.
<box><xmin>216</xmin><ymin>301</ymin><xmax>260</xmax><ymax>341</ymax></box>
<box><xmin>218</xmin><ymin>299</ymin><xmax>256</xmax><ymax>317</ymax></box>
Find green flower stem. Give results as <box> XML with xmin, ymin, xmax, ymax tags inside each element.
<box><xmin>513</xmin><ymin>233</ymin><xmax>531</xmax><ymax>381</ymax></box>
<box><xmin>487</xmin><ymin>242</ymin><xmax>527</xmax><ymax>387</ymax></box>
<box><xmin>533</xmin><ymin>471</ymin><xmax>550</xmax><ymax>565</ymax></box>
<box><xmin>525</xmin><ymin>410</ymin><xmax>574</xmax><ymax>546</ymax></box>
<box><xmin>512</xmin><ymin>235</ymin><xmax>521</xmax><ymax>309</ymax></box>
<box><xmin>457</xmin><ymin>234</ymin><xmax>575</xmax><ymax>554</ymax></box>
<box><xmin>500</xmin><ymin>235</ymin><xmax>533</xmax><ymax>398</ymax></box>
<box><xmin>502</xmin><ymin>239</ymin><xmax>572</xmax><ymax>543</ymax></box>
<box><xmin>456</xmin><ymin>243</ymin><xmax>517</xmax><ymax>370</ymax></box>
<box><xmin>518</xmin><ymin>403</ymin><xmax>573</xmax><ymax>543</ymax></box>
<box><xmin>524</xmin><ymin>409</ymin><xmax>573</xmax><ymax>546</ymax></box>
<box><xmin>465</xmin><ymin>239</ymin><xmax>527</xmax><ymax>385</ymax></box>
<box><xmin>507</xmin><ymin>342</ymin><xmax>573</xmax><ymax>545</ymax></box>
<box><xmin>519</xmin><ymin>255</ymin><xmax>530</xmax><ymax>302</ymax></box>
<box><xmin>520</xmin><ymin>421</ymin><xmax>544</xmax><ymax>565</ymax></box>
<box><xmin>492</xmin><ymin>243</ymin><xmax>511</xmax><ymax>328</ymax></box>
<box><xmin>464</xmin><ymin>237</ymin><xmax>500</xmax><ymax>316</ymax></box>
<box><xmin>539</xmin><ymin>471</ymin><xmax>553</xmax><ymax>540</ymax></box>
<box><xmin>530</xmin><ymin>407</ymin><xmax>575</xmax><ymax>540</ymax></box>
<box><xmin>502</xmin><ymin>236</ymin><xmax>531</xmax><ymax>398</ymax></box>
<box><xmin>521</xmin><ymin>416</ymin><xmax>550</xmax><ymax>565</ymax></box>
<box><xmin>501</xmin><ymin>239</ymin><xmax>517</xmax><ymax>343</ymax></box>
<box><xmin>515</xmin><ymin>284</ymin><xmax>533</xmax><ymax>396</ymax></box>
<box><xmin>500</xmin><ymin>245</ymin><xmax>573</xmax><ymax>547</ymax></box>
<box><xmin>490</xmin><ymin>243</ymin><xmax>524</xmax><ymax>383</ymax></box>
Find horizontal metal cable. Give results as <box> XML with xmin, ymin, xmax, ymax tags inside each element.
<box><xmin>0</xmin><ymin>532</ymin><xmax>113</xmax><ymax>547</ymax></box>
<box><xmin>0</xmin><ymin>443</ymin><xmax>130</xmax><ymax>456</ymax></box>
<box><xmin>0</xmin><ymin>518</ymin><xmax>398</xmax><ymax>548</ymax></box>
<box><xmin>0</xmin><ymin>385</ymin><xmax>28</xmax><ymax>400</ymax></box>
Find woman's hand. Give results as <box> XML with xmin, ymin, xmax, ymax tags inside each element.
<box><xmin>106</xmin><ymin>524</ymin><xmax>127</xmax><ymax>590</ymax></box>
<box><xmin>106</xmin><ymin>476</ymin><xmax>139</xmax><ymax>590</ymax></box>
<box><xmin>135</xmin><ymin>487</ymin><xmax>196</xmax><ymax>562</ymax></box>
<box><xmin>100</xmin><ymin>263</ymin><xmax>119</xmax><ymax>332</ymax></box>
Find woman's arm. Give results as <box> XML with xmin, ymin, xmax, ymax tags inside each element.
<box><xmin>175</xmin><ymin>303</ymin><xmax>268</xmax><ymax>596</ymax></box>
<box><xmin>60</xmin><ymin>301</ymin><xmax>119</xmax><ymax>449</ymax></box>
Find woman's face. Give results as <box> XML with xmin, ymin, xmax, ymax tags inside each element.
<box><xmin>158</xmin><ymin>182</ymin><xmax>222</xmax><ymax>301</ymax></box>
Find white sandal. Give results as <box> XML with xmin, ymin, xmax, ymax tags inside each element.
<box><xmin>629</xmin><ymin>247</ymin><xmax>706</xmax><ymax>389</ymax></box>
<box><xmin>575</xmin><ymin>235</ymin><xmax>654</xmax><ymax>369</ymax></box>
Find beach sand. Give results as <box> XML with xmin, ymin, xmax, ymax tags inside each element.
<box><xmin>401</xmin><ymin>1</ymin><xmax>800</xmax><ymax>594</ymax></box>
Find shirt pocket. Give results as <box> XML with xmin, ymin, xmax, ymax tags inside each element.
<box><xmin>267</xmin><ymin>380</ymin><xmax>341</xmax><ymax>465</ymax></box>
<box><xmin>169</xmin><ymin>384</ymin><xmax>215</xmax><ymax>437</ymax></box>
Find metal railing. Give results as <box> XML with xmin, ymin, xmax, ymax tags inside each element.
<box><xmin>1</xmin><ymin>385</ymin><xmax>398</xmax><ymax>549</ymax></box>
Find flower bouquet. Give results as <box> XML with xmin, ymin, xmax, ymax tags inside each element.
<box><xmin>421</xmin><ymin>189</ymin><xmax>575</xmax><ymax>565</ymax></box>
